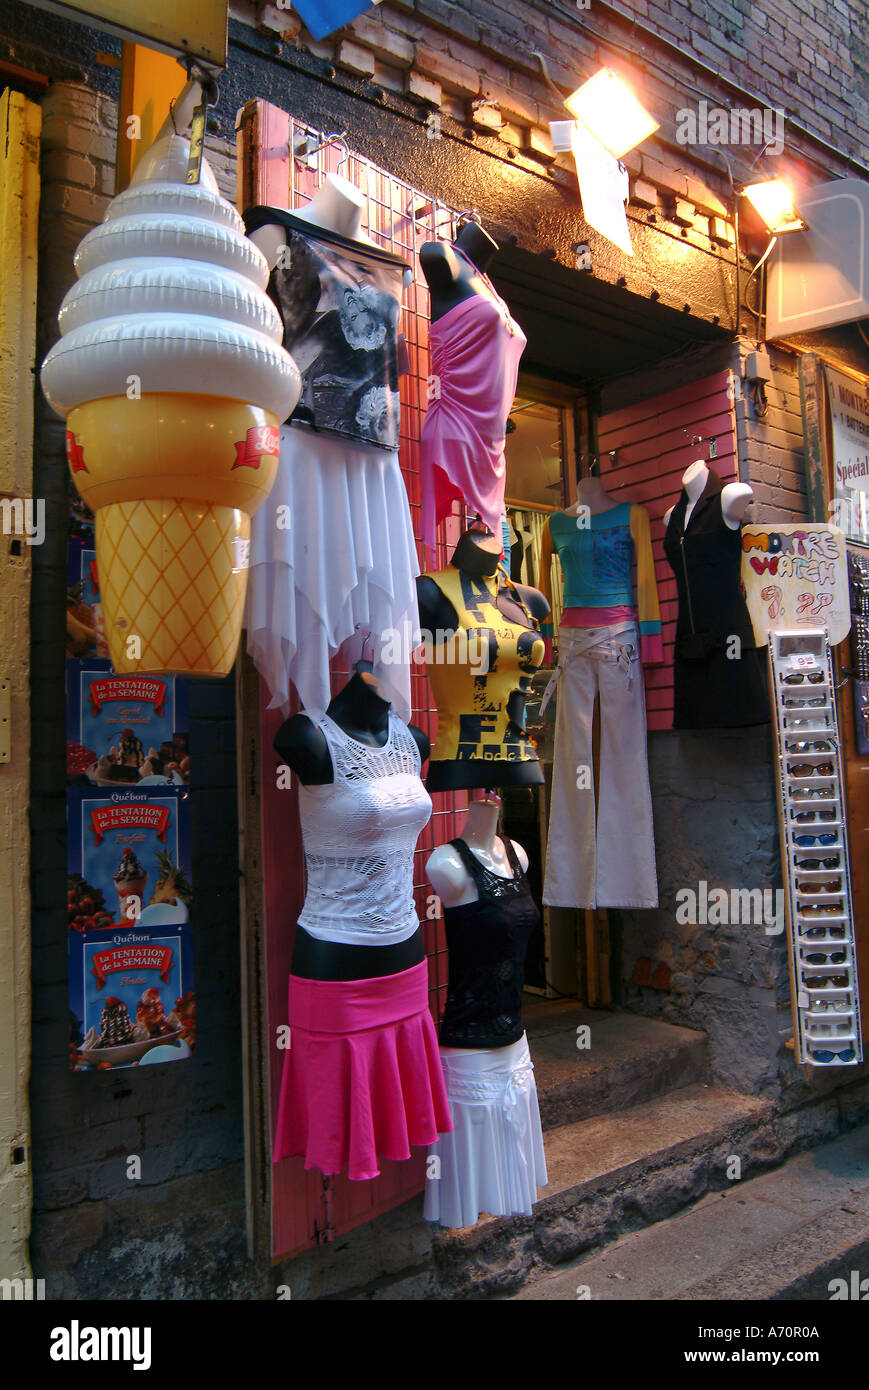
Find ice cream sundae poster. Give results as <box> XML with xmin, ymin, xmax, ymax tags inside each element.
<box><xmin>67</xmin><ymin>787</ymin><xmax>195</xmax><ymax>1070</ymax></box>
<box><xmin>66</xmin><ymin>539</ymin><xmax>106</xmax><ymax>661</ymax></box>
<box><xmin>69</xmin><ymin>923</ymin><xmax>195</xmax><ymax>1073</ymax></box>
<box><xmin>67</xmin><ymin>786</ymin><xmax>192</xmax><ymax>925</ymax></box>
<box><xmin>66</xmin><ymin>658</ymin><xmax>190</xmax><ymax>787</ymax></box>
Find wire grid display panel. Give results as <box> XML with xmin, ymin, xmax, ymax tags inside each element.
<box><xmin>244</xmin><ymin>102</ymin><xmax>471</xmax><ymax>1254</ymax></box>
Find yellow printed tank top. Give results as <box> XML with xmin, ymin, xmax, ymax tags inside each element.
<box><xmin>423</xmin><ymin>565</ymin><xmax>545</xmax><ymax>763</ymax></box>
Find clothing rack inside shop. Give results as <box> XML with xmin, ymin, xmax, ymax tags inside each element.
<box><xmin>505</xmin><ymin>497</ymin><xmax>557</xmax><ymax>513</ymax></box>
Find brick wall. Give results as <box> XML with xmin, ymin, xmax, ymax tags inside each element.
<box><xmin>734</xmin><ymin>339</ymin><xmax>810</xmax><ymax>524</ymax></box>
<box><xmin>30</xmin><ymin>83</ymin><xmax>248</xmax><ymax>1299</ymax></box>
<box><xmin>244</xmin><ymin>0</ymin><xmax>868</xmax><ymax>245</ymax></box>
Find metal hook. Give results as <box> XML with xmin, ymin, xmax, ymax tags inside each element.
<box><xmin>295</xmin><ymin>129</ymin><xmax>351</xmax><ymax>172</ymax></box>
<box><xmin>682</xmin><ymin>428</ymin><xmax>718</xmax><ymax>458</ymax></box>
<box><xmin>353</xmin><ymin>624</ymin><xmax>375</xmax><ymax>667</ymax></box>
<box><xmin>324</xmin><ymin>131</ymin><xmax>350</xmax><ymax>174</ymax></box>
<box><xmin>456</xmin><ymin>208</ymin><xmax>482</xmax><ymax>227</ymax></box>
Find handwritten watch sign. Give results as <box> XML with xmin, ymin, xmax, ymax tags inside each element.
<box><xmin>741</xmin><ymin>523</ymin><xmax>851</xmax><ymax>645</ymax></box>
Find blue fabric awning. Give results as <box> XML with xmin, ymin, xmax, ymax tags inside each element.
<box><xmin>291</xmin><ymin>0</ymin><xmax>377</xmax><ymax>41</ymax></box>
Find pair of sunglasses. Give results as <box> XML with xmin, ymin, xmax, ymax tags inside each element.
<box><xmin>805</xmin><ymin>974</ymin><xmax>850</xmax><ymax>989</ymax></box>
<box><xmin>788</xmin><ymin>762</ymin><xmax>834</xmax><ymax>778</ymax></box>
<box><xmin>801</xmin><ymin>924</ymin><xmax>846</xmax><ymax>941</ymax></box>
<box><xmin>809</xmin><ymin>999</ymin><xmax>852</xmax><ymax>1013</ymax></box>
<box><xmin>799</xmin><ymin>907</ymin><xmax>845</xmax><ymax>922</ymax></box>
<box><xmin>796</xmin><ymin>878</ymin><xmax>842</xmax><ymax>893</ymax></box>
<box><xmin>803</xmin><ymin>950</ymin><xmax>848</xmax><ymax>965</ymax></box>
<box><xmin>792</xmin><ymin>787</ymin><xmax>835</xmax><ymax>799</ymax></box>
<box><xmin>796</xmin><ymin>857</ymin><xmax>841</xmax><ymax>870</ymax></box>
<box><xmin>787</xmin><ymin>739</ymin><xmax>835</xmax><ymax>753</ymax></box>
<box><xmin>792</xmin><ymin>808</ymin><xmax>837</xmax><ymax>823</ymax></box>
<box><xmin>810</xmin><ymin>1048</ymin><xmax>856</xmax><ymax>1063</ymax></box>
<box><xmin>782</xmin><ymin>670</ymin><xmax>825</xmax><ymax>685</ymax></box>
<box><xmin>783</xmin><ymin>696</ymin><xmax>827</xmax><ymax>708</ymax></box>
<box><xmin>794</xmin><ymin>833</ymin><xmax>837</xmax><ymax>846</ymax></box>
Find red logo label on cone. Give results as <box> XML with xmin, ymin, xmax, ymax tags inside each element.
<box><xmin>66</xmin><ymin>431</ymin><xmax>88</xmax><ymax>473</ymax></box>
<box><xmin>232</xmin><ymin>424</ymin><xmax>279</xmax><ymax>469</ymax></box>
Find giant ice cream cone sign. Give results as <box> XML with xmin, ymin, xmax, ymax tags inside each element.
<box><xmin>41</xmin><ymin>133</ymin><xmax>301</xmax><ymax>677</ymax></box>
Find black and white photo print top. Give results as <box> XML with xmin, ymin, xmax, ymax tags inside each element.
<box><xmin>244</xmin><ymin>206</ymin><xmax>408</xmax><ymax>451</ymax></box>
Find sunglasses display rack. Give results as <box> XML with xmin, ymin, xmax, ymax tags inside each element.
<box><xmin>769</xmin><ymin>629</ymin><xmax>863</xmax><ymax>1068</ymax></box>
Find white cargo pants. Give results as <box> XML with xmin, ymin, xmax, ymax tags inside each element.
<box><xmin>541</xmin><ymin>622</ymin><xmax>658</xmax><ymax>909</ymax></box>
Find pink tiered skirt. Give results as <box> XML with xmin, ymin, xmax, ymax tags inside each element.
<box><xmin>273</xmin><ymin>960</ymin><xmax>453</xmax><ymax>1182</ymax></box>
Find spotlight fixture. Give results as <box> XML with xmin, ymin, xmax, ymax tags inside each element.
<box><xmin>564</xmin><ymin>68</ymin><xmax>659</xmax><ymax>159</ymax></box>
<box><xmin>742</xmin><ymin>179</ymin><xmax>807</xmax><ymax>234</ymax></box>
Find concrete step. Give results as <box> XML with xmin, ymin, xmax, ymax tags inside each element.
<box><xmin>507</xmin><ymin>1126</ymin><xmax>869</xmax><ymax>1301</ymax></box>
<box><xmin>524</xmin><ymin>1002</ymin><xmax>709</xmax><ymax>1129</ymax></box>
<box><xmin>430</xmin><ymin>1081</ymin><xmax>771</xmax><ymax>1298</ymax></box>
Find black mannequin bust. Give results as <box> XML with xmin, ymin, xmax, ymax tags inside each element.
<box><xmin>417</xmin><ymin>523</ymin><xmax>549</xmax><ymax>651</ymax></box>
<box><xmin>417</xmin><ymin>522</ymin><xmax>549</xmax><ymax>791</ymax></box>
<box><xmin>274</xmin><ymin>666</ymin><xmax>430</xmax><ymax>981</ymax></box>
<box><xmin>275</xmin><ymin>664</ymin><xmax>429</xmax><ymax>785</ymax></box>
<box><xmin>419</xmin><ymin>220</ymin><xmax>500</xmax><ymax>323</ymax></box>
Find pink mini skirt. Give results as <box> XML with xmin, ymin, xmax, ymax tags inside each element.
<box><xmin>273</xmin><ymin>960</ymin><xmax>453</xmax><ymax>1182</ymax></box>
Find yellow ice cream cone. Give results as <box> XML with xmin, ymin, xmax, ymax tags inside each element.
<box><xmin>96</xmin><ymin>498</ymin><xmax>250</xmax><ymax>676</ymax></box>
<box><xmin>41</xmin><ymin>131</ymin><xmax>301</xmax><ymax>678</ymax></box>
<box><xmin>65</xmin><ymin>393</ymin><xmax>278</xmax><ymax>676</ymax></box>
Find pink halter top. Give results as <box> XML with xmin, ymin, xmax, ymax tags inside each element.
<box><xmin>420</xmin><ymin>289</ymin><xmax>526</xmax><ymax>560</ymax></box>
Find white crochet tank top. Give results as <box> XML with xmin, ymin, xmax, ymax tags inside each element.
<box><xmin>296</xmin><ymin>710</ymin><xmax>433</xmax><ymax>946</ymax></box>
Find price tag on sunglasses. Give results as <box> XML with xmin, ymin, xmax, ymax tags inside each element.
<box><xmin>788</xmin><ymin>654</ymin><xmax>819</xmax><ymax>671</ymax></box>
<box><xmin>798</xmin><ymin>989</ymin><xmax>810</xmax><ymax>1009</ymax></box>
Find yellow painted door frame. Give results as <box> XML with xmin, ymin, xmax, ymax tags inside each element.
<box><xmin>0</xmin><ymin>87</ymin><xmax>41</xmax><ymax>1285</ymax></box>
<box><xmin>116</xmin><ymin>41</ymin><xmax>188</xmax><ymax>193</ymax></box>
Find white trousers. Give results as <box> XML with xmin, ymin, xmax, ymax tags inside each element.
<box><xmin>542</xmin><ymin>623</ymin><xmax>658</xmax><ymax>909</ymax></box>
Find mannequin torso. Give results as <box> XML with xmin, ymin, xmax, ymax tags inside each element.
<box><xmin>568</xmin><ymin>474</ymin><xmax>618</xmax><ymax>517</ymax></box>
<box><xmin>418</xmin><ymin>525</ymin><xmax>549</xmax><ymax>790</ymax></box>
<box><xmin>275</xmin><ymin>671</ymin><xmax>430</xmax><ymax>981</ymax></box>
<box><xmin>426</xmin><ymin>796</ymin><xmax>529</xmax><ymax>908</ymax></box>
<box><xmin>417</xmin><ymin>525</ymin><xmax>549</xmax><ymax>641</ymax></box>
<box><xmin>248</xmin><ymin>173</ymin><xmax>412</xmax><ymax>290</ymax></box>
<box><xmin>274</xmin><ymin>668</ymin><xmax>429</xmax><ymax>786</ymax></box>
<box><xmin>663</xmin><ymin>461</ymin><xmax>753</xmax><ymax>530</ymax></box>
<box><xmin>248</xmin><ymin>174</ymin><xmax>369</xmax><ymax>268</ymax></box>
<box><xmin>419</xmin><ymin>221</ymin><xmax>500</xmax><ymax>322</ymax></box>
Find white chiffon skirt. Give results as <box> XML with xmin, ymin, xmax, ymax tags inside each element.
<box><xmin>245</xmin><ymin>424</ymin><xmax>419</xmax><ymax>723</ymax></box>
<box><xmin>423</xmin><ymin>1032</ymin><xmax>548</xmax><ymax>1229</ymax></box>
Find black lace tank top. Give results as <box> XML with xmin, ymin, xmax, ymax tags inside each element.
<box><xmin>438</xmin><ymin>837</ymin><xmax>540</xmax><ymax>1049</ymax></box>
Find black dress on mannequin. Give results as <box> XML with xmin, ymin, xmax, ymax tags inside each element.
<box><xmin>417</xmin><ymin>523</ymin><xmax>549</xmax><ymax>790</ymax></box>
<box><xmin>275</xmin><ymin>668</ymin><xmax>430</xmax><ymax>980</ymax></box>
<box><xmin>663</xmin><ymin>468</ymin><xmax>769</xmax><ymax>728</ymax></box>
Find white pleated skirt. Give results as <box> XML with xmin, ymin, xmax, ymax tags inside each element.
<box><xmin>423</xmin><ymin>1032</ymin><xmax>548</xmax><ymax>1229</ymax></box>
<box><xmin>245</xmin><ymin>424</ymin><xmax>419</xmax><ymax>723</ymax></box>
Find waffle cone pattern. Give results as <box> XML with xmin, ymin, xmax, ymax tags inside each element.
<box><xmin>97</xmin><ymin>499</ymin><xmax>250</xmax><ymax>677</ymax></box>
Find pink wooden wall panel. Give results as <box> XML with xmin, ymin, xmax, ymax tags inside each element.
<box><xmin>596</xmin><ymin>370</ymin><xmax>738</xmax><ymax>731</ymax></box>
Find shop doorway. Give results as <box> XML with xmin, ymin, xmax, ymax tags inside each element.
<box><xmin>501</xmin><ymin>380</ymin><xmax>584</xmax><ymax>999</ymax></box>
